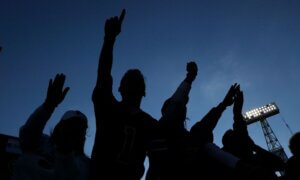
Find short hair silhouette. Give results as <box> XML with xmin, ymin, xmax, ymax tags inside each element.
<box><xmin>118</xmin><ymin>69</ymin><xmax>146</xmax><ymax>98</ymax></box>
<box><xmin>289</xmin><ymin>132</ymin><xmax>300</xmax><ymax>156</ymax></box>
<box><xmin>222</xmin><ymin>129</ymin><xmax>234</xmax><ymax>147</ymax></box>
<box><xmin>50</xmin><ymin>110</ymin><xmax>88</xmax><ymax>154</ymax></box>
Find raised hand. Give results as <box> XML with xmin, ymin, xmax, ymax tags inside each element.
<box><xmin>44</xmin><ymin>73</ymin><xmax>70</xmax><ymax>108</ymax></box>
<box><xmin>233</xmin><ymin>87</ymin><xmax>244</xmax><ymax>115</ymax></box>
<box><xmin>222</xmin><ymin>83</ymin><xmax>239</xmax><ymax>107</ymax></box>
<box><xmin>185</xmin><ymin>61</ymin><xmax>198</xmax><ymax>83</ymax></box>
<box><xmin>105</xmin><ymin>9</ymin><xmax>126</xmax><ymax>39</ymax></box>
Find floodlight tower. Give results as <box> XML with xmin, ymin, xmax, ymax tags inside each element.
<box><xmin>243</xmin><ymin>103</ymin><xmax>288</xmax><ymax>163</ymax></box>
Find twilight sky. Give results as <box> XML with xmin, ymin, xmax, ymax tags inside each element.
<box><xmin>1</xmin><ymin>0</ymin><xmax>300</xmax><ymax>172</ymax></box>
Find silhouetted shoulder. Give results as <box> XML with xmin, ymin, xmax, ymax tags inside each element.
<box><xmin>285</xmin><ymin>156</ymin><xmax>300</xmax><ymax>179</ymax></box>
<box><xmin>135</xmin><ymin>110</ymin><xmax>158</xmax><ymax>128</ymax></box>
<box><xmin>141</xmin><ymin>111</ymin><xmax>158</xmax><ymax>123</ymax></box>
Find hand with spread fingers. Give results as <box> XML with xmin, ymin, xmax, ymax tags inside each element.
<box><xmin>44</xmin><ymin>73</ymin><xmax>70</xmax><ymax>109</ymax></box>
<box><xmin>222</xmin><ymin>83</ymin><xmax>239</xmax><ymax>107</ymax></box>
<box><xmin>233</xmin><ymin>86</ymin><xmax>244</xmax><ymax>116</ymax></box>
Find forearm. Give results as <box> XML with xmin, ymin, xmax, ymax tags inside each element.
<box><xmin>233</xmin><ymin>111</ymin><xmax>246</xmax><ymax>128</ymax></box>
<box><xmin>93</xmin><ymin>36</ymin><xmax>115</xmax><ymax>106</ymax></box>
<box><xmin>96</xmin><ymin>36</ymin><xmax>115</xmax><ymax>86</ymax></box>
<box><xmin>209</xmin><ymin>102</ymin><xmax>226</xmax><ymax>130</ymax></box>
<box><xmin>216</xmin><ymin>102</ymin><xmax>227</xmax><ymax>114</ymax></box>
<box><xmin>190</xmin><ymin>103</ymin><xmax>226</xmax><ymax>142</ymax></box>
<box><xmin>171</xmin><ymin>79</ymin><xmax>191</xmax><ymax>102</ymax></box>
<box><xmin>201</xmin><ymin>103</ymin><xmax>226</xmax><ymax>132</ymax></box>
<box><xmin>21</xmin><ymin>103</ymin><xmax>54</xmax><ymax>134</ymax></box>
<box><xmin>160</xmin><ymin>79</ymin><xmax>191</xmax><ymax>125</ymax></box>
<box><xmin>234</xmin><ymin>112</ymin><xmax>244</xmax><ymax>122</ymax></box>
<box><xmin>19</xmin><ymin>103</ymin><xmax>55</xmax><ymax>150</ymax></box>
<box><xmin>233</xmin><ymin>114</ymin><xmax>248</xmax><ymax>136</ymax></box>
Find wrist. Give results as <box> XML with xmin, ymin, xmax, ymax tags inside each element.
<box><xmin>219</xmin><ymin>102</ymin><xmax>227</xmax><ymax>110</ymax></box>
<box><xmin>104</xmin><ymin>35</ymin><xmax>116</xmax><ymax>42</ymax></box>
<box><xmin>234</xmin><ymin>113</ymin><xmax>243</xmax><ymax>120</ymax></box>
<box><xmin>184</xmin><ymin>74</ymin><xmax>196</xmax><ymax>84</ymax></box>
<box><xmin>184</xmin><ymin>77</ymin><xmax>193</xmax><ymax>84</ymax></box>
<box><xmin>43</xmin><ymin>101</ymin><xmax>56</xmax><ymax>111</ymax></box>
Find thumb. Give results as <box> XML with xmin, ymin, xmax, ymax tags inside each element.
<box><xmin>62</xmin><ymin>87</ymin><xmax>70</xmax><ymax>100</ymax></box>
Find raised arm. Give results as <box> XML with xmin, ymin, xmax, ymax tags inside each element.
<box><xmin>93</xmin><ymin>10</ymin><xmax>126</xmax><ymax>94</ymax></box>
<box><xmin>149</xmin><ymin>62</ymin><xmax>197</xmax><ymax>179</ymax></box>
<box><xmin>191</xmin><ymin>84</ymin><xmax>239</xmax><ymax>138</ymax></box>
<box><xmin>232</xmin><ymin>88</ymin><xmax>248</xmax><ymax>137</ymax></box>
<box><xmin>19</xmin><ymin>74</ymin><xmax>69</xmax><ymax>152</ymax></box>
<box><xmin>160</xmin><ymin>62</ymin><xmax>198</xmax><ymax>126</ymax></box>
<box><xmin>171</xmin><ymin>62</ymin><xmax>197</xmax><ymax>102</ymax></box>
<box><xmin>92</xmin><ymin>10</ymin><xmax>126</xmax><ymax>130</ymax></box>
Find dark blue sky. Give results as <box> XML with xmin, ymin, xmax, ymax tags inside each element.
<box><xmin>1</xmin><ymin>0</ymin><xmax>300</xmax><ymax>166</ymax></box>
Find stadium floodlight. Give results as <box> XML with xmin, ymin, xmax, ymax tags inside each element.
<box><xmin>242</xmin><ymin>102</ymin><xmax>288</xmax><ymax>176</ymax></box>
<box><xmin>243</xmin><ymin>102</ymin><xmax>279</xmax><ymax>125</ymax></box>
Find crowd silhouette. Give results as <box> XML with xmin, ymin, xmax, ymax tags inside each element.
<box><xmin>1</xmin><ymin>9</ymin><xmax>299</xmax><ymax>180</ymax></box>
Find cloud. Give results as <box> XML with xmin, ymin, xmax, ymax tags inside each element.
<box><xmin>201</xmin><ymin>50</ymin><xmax>251</xmax><ymax>99</ymax></box>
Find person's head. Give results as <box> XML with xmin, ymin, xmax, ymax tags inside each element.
<box><xmin>222</xmin><ymin>129</ymin><xmax>234</xmax><ymax>148</ymax></box>
<box><xmin>289</xmin><ymin>132</ymin><xmax>300</xmax><ymax>156</ymax></box>
<box><xmin>119</xmin><ymin>69</ymin><xmax>145</xmax><ymax>104</ymax></box>
<box><xmin>161</xmin><ymin>98</ymin><xmax>187</xmax><ymax>128</ymax></box>
<box><xmin>50</xmin><ymin>110</ymin><xmax>88</xmax><ymax>154</ymax></box>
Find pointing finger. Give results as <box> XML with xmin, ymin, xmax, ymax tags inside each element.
<box><xmin>119</xmin><ymin>9</ymin><xmax>126</xmax><ymax>24</ymax></box>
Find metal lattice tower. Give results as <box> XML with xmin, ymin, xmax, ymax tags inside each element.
<box><xmin>243</xmin><ymin>103</ymin><xmax>289</xmax><ymax>177</ymax></box>
<box><xmin>243</xmin><ymin>103</ymin><xmax>289</xmax><ymax>162</ymax></box>
<box><xmin>260</xmin><ymin>119</ymin><xmax>288</xmax><ymax>162</ymax></box>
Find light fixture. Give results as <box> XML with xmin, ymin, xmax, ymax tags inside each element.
<box><xmin>243</xmin><ymin>102</ymin><xmax>279</xmax><ymax>125</ymax></box>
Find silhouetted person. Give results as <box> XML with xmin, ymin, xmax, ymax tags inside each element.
<box><xmin>13</xmin><ymin>74</ymin><xmax>90</xmax><ymax>180</ymax></box>
<box><xmin>146</xmin><ymin>62</ymin><xmax>197</xmax><ymax>180</ymax></box>
<box><xmin>222</xmin><ymin>87</ymin><xmax>253</xmax><ymax>159</ymax></box>
<box><xmin>186</xmin><ymin>84</ymin><xmax>242</xmax><ymax>179</ymax></box>
<box><xmin>285</xmin><ymin>132</ymin><xmax>300</xmax><ymax>180</ymax></box>
<box><xmin>148</xmin><ymin>82</ymin><xmax>243</xmax><ymax>180</ymax></box>
<box><xmin>91</xmin><ymin>10</ymin><xmax>158</xmax><ymax>180</ymax></box>
<box><xmin>222</xmin><ymin>88</ymin><xmax>283</xmax><ymax>180</ymax></box>
<box><xmin>190</xmin><ymin>83</ymin><xmax>239</xmax><ymax>143</ymax></box>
